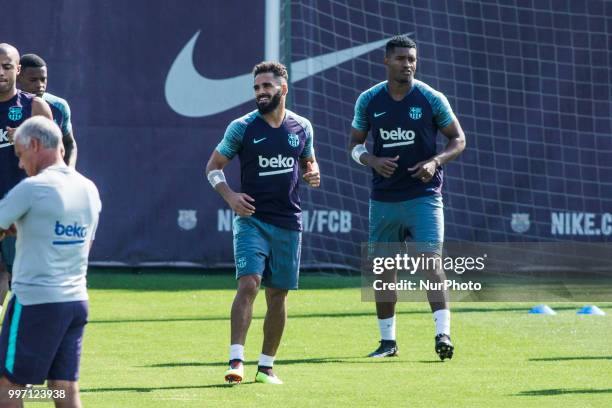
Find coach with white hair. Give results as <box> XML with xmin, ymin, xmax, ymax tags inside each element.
<box><xmin>0</xmin><ymin>116</ymin><xmax>101</xmax><ymax>408</ymax></box>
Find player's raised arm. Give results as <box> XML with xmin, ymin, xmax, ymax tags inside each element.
<box><xmin>205</xmin><ymin>150</ymin><xmax>255</xmax><ymax>217</ymax></box>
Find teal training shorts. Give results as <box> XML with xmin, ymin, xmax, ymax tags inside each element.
<box><xmin>233</xmin><ymin>216</ymin><xmax>302</xmax><ymax>290</ymax></box>
<box><xmin>369</xmin><ymin>195</ymin><xmax>444</xmax><ymax>255</ymax></box>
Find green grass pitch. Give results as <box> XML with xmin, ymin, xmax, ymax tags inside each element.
<box><xmin>28</xmin><ymin>271</ymin><xmax>612</xmax><ymax>407</ymax></box>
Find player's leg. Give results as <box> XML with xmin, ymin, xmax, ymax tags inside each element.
<box><xmin>254</xmin><ymin>222</ymin><xmax>300</xmax><ymax>384</ymax></box>
<box><xmin>261</xmin><ymin>288</ymin><xmax>288</xmax><ymax>357</ymax></box>
<box><xmin>47</xmin><ymin>380</ymin><xmax>80</xmax><ymax>408</ymax></box>
<box><xmin>368</xmin><ymin>199</ymin><xmax>402</xmax><ymax>357</ymax></box>
<box><xmin>227</xmin><ymin>274</ymin><xmax>261</xmax><ymax>382</ymax></box>
<box><xmin>0</xmin><ymin>375</ymin><xmax>25</xmax><ymax>408</ymax></box>
<box><xmin>225</xmin><ymin>217</ymin><xmax>269</xmax><ymax>383</ymax></box>
<box><xmin>370</xmin><ymin>269</ymin><xmax>398</xmax><ymax>357</ymax></box>
<box><xmin>406</xmin><ymin>195</ymin><xmax>453</xmax><ymax>360</ymax></box>
<box><xmin>230</xmin><ymin>275</ymin><xmax>262</xmax><ymax>346</ymax></box>
<box><xmin>255</xmin><ymin>287</ymin><xmax>287</xmax><ymax>384</ymax></box>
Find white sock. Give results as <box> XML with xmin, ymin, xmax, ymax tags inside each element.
<box><xmin>378</xmin><ymin>316</ymin><xmax>396</xmax><ymax>341</ymax></box>
<box><xmin>433</xmin><ymin>309</ymin><xmax>451</xmax><ymax>336</ymax></box>
<box><xmin>229</xmin><ymin>344</ymin><xmax>244</xmax><ymax>361</ymax></box>
<box><xmin>258</xmin><ymin>353</ymin><xmax>275</xmax><ymax>368</ymax></box>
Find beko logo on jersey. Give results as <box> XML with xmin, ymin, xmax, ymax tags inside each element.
<box><xmin>55</xmin><ymin>221</ymin><xmax>88</xmax><ymax>238</ymax></box>
<box><xmin>379</xmin><ymin>128</ymin><xmax>415</xmax><ymax>148</ymax></box>
<box><xmin>0</xmin><ymin>129</ymin><xmax>10</xmax><ymax>148</ymax></box>
<box><xmin>258</xmin><ymin>155</ymin><xmax>295</xmax><ymax>176</ymax></box>
<box><xmin>53</xmin><ymin>221</ymin><xmax>88</xmax><ymax>245</ymax></box>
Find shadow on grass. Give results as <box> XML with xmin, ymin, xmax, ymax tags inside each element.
<box><xmin>516</xmin><ymin>388</ymin><xmax>612</xmax><ymax>396</ymax></box>
<box><xmin>141</xmin><ymin>356</ymin><xmax>413</xmax><ymax>368</ymax></box>
<box><xmin>80</xmin><ymin>383</ymin><xmax>246</xmax><ymax>393</ymax></box>
<box><xmin>89</xmin><ymin>306</ymin><xmax>575</xmax><ymax>325</ymax></box>
<box><xmin>529</xmin><ymin>356</ymin><xmax>612</xmax><ymax>362</ymax></box>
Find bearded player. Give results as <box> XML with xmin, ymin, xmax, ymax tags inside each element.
<box><xmin>206</xmin><ymin>61</ymin><xmax>320</xmax><ymax>384</ymax></box>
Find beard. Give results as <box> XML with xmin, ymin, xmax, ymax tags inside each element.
<box><xmin>256</xmin><ymin>90</ymin><xmax>282</xmax><ymax>114</ymax></box>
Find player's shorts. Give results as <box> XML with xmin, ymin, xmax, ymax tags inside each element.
<box><xmin>369</xmin><ymin>195</ymin><xmax>444</xmax><ymax>255</ymax></box>
<box><xmin>0</xmin><ymin>236</ymin><xmax>16</xmax><ymax>274</ymax></box>
<box><xmin>233</xmin><ymin>216</ymin><xmax>301</xmax><ymax>290</ymax></box>
<box><xmin>0</xmin><ymin>296</ymin><xmax>88</xmax><ymax>385</ymax></box>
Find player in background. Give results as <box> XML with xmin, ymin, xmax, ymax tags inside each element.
<box><xmin>0</xmin><ymin>116</ymin><xmax>100</xmax><ymax>408</ymax></box>
<box><xmin>17</xmin><ymin>53</ymin><xmax>77</xmax><ymax>167</ymax></box>
<box><xmin>0</xmin><ymin>43</ymin><xmax>53</xmax><ymax>315</ymax></box>
<box><xmin>349</xmin><ymin>36</ymin><xmax>466</xmax><ymax>360</ymax></box>
<box><xmin>206</xmin><ymin>61</ymin><xmax>320</xmax><ymax>384</ymax></box>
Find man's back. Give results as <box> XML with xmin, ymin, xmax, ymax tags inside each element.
<box><xmin>0</xmin><ymin>164</ymin><xmax>101</xmax><ymax>305</ymax></box>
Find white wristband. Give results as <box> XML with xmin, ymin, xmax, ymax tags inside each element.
<box><xmin>207</xmin><ymin>169</ymin><xmax>226</xmax><ymax>188</ymax></box>
<box><xmin>351</xmin><ymin>144</ymin><xmax>368</xmax><ymax>165</ymax></box>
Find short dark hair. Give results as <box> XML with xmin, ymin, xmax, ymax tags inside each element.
<box><xmin>253</xmin><ymin>61</ymin><xmax>288</xmax><ymax>81</ymax></box>
<box><xmin>385</xmin><ymin>35</ymin><xmax>417</xmax><ymax>56</ymax></box>
<box><xmin>20</xmin><ymin>53</ymin><xmax>46</xmax><ymax>69</ymax></box>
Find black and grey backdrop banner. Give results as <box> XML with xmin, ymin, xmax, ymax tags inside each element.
<box><xmin>2</xmin><ymin>0</ymin><xmax>610</xmax><ymax>268</ymax></box>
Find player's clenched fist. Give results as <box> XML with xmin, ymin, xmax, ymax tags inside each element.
<box><xmin>302</xmin><ymin>161</ymin><xmax>320</xmax><ymax>187</ymax></box>
<box><xmin>370</xmin><ymin>155</ymin><xmax>399</xmax><ymax>178</ymax></box>
<box><xmin>227</xmin><ymin>192</ymin><xmax>256</xmax><ymax>217</ymax></box>
<box><xmin>6</xmin><ymin>127</ymin><xmax>16</xmax><ymax>143</ymax></box>
<box><xmin>408</xmin><ymin>158</ymin><xmax>438</xmax><ymax>183</ymax></box>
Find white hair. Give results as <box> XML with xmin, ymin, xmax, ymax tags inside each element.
<box><xmin>14</xmin><ymin>116</ymin><xmax>62</xmax><ymax>149</ymax></box>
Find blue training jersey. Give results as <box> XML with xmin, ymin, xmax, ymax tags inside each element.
<box><xmin>352</xmin><ymin>80</ymin><xmax>456</xmax><ymax>202</ymax></box>
<box><xmin>216</xmin><ymin>109</ymin><xmax>314</xmax><ymax>231</ymax></box>
<box><xmin>43</xmin><ymin>92</ymin><xmax>72</xmax><ymax>137</ymax></box>
<box><xmin>0</xmin><ymin>90</ymin><xmax>35</xmax><ymax>196</ymax></box>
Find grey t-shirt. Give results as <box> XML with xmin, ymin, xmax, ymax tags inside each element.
<box><xmin>0</xmin><ymin>164</ymin><xmax>101</xmax><ymax>305</ymax></box>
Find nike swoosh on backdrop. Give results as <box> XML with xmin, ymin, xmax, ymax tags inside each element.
<box><xmin>165</xmin><ymin>31</ymin><xmax>389</xmax><ymax>118</ymax></box>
